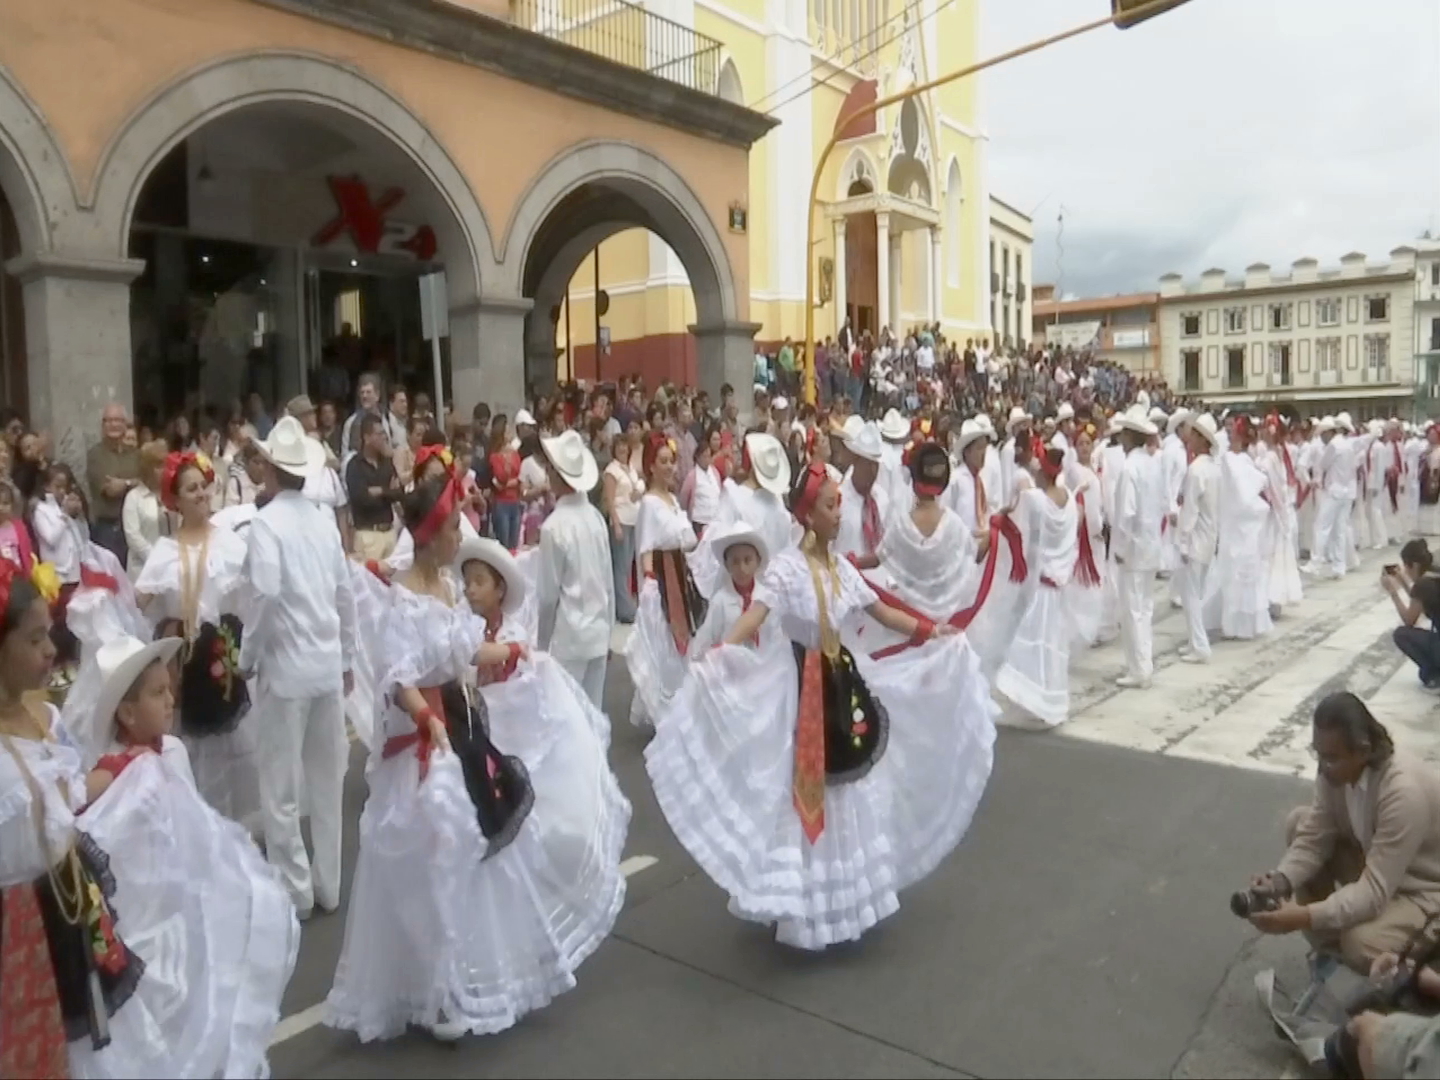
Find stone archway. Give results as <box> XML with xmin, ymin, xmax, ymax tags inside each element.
<box><xmin>503</xmin><ymin>139</ymin><xmax>750</xmax><ymax>397</ymax></box>
<box><xmin>87</xmin><ymin>50</ymin><xmax>496</xmax><ymax>312</ymax></box>
<box><xmin>0</xmin><ymin>64</ymin><xmax>78</xmax><ymax>256</ymax></box>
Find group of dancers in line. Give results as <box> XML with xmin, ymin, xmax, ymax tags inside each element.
<box><xmin>0</xmin><ymin>391</ymin><xmax>1426</xmax><ymax>1077</ymax></box>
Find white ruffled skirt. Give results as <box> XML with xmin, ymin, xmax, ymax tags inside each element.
<box><xmin>71</xmin><ymin>749</ymin><xmax>299</xmax><ymax>1080</ymax></box>
<box><xmin>325</xmin><ymin>662</ymin><xmax>629</xmax><ymax>1042</ymax></box>
<box><xmin>623</xmin><ymin>577</ymin><xmax>689</xmax><ymax>728</ymax></box>
<box><xmin>1267</xmin><ymin>513</ymin><xmax>1305</xmax><ymax>607</ymax></box>
<box><xmin>996</xmin><ymin>584</ymin><xmax>1073</xmax><ymax>728</ymax></box>
<box><xmin>645</xmin><ymin>636</ymin><xmax>996</xmax><ymax>950</ymax></box>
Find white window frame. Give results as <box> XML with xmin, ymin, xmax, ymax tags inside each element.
<box><xmin>1317</xmin><ymin>337</ymin><xmax>1341</xmax><ymax>373</ymax></box>
<box><xmin>1224</xmin><ymin>306</ymin><xmax>1245</xmax><ymax>333</ymax></box>
<box><xmin>1316</xmin><ymin>297</ymin><xmax>1340</xmax><ymax>327</ymax></box>
<box><xmin>1366</xmin><ymin>295</ymin><xmax>1390</xmax><ymax>323</ymax></box>
<box><xmin>1269</xmin><ymin>302</ymin><xmax>1292</xmax><ymax>331</ymax></box>
<box><xmin>1181</xmin><ymin>311</ymin><xmax>1202</xmax><ymax>338</ymax></box>
<box><xmin>1365</xmin><ymin>333</ymin><xmax>1390</xmax><ymax>370</ymax></box>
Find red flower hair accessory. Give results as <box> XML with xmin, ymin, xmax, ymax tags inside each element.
<box><xmin>790</xmin><ymin>461</ymin><xmax>831</xmax><ymax>526</ymax></box>
<box><xmin>412</xmin><ymin>444</ymin><xmax>456</xmax><ymax>482</ymax></box>
<box><xmin>641</xmin><ymin>430</ymin><xmax>677</xmax><ymax>477</ymax></box>
<box><xmin>159</xmin><ymin>452</ymin><xmax>215</xmax><ymax>511</ymax></box>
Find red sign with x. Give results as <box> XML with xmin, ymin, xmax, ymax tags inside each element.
<box><xmin>312</xmin><ymin>175</ymin><xmax>406</xmax><ymax>254</ymax></box>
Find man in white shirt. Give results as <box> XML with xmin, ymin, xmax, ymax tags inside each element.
<box><xmin>1176</xmin><ymin>414</ymin><xmax>1221</xmax><ymax>663</ymax></box>
<box><xmin>536</xmin><ymin>429</ymin><xmax>616</xmax><ymax>709</ymax></box>
<box><xmin>1111</xmin><ymin>406</ymin><xmax>1165</xmax><ymax>688</ymax></box>
<box><xmin>238</xmin><ymin>416</ymin><xmax>359</xmax><ymax>919</ymax></box>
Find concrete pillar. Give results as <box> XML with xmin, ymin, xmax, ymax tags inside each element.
<box><xmin>451</xmin><ymin>293</ymin><xmax>532</xmax><ymax>421</ymax></box>
<box><xmin>930</xmin><ymin>227</ymin><xmax>943</xmax><ymax>325</ymax></box>
<box><xmin>832</xmin><ymin>217</ymin><xmax>847</xmax><ymax>336</ymax></box>
<box><xmin>889</xmin><ymin>229</ymin><xmax>902</xmax><ymax>335</ymax></box>
<box><xmin>690</xmin><ymin>319</ymin><xmax>761</xmax><ymax>416</ymax></box>
<box><xmin>7</xmin><ymin>252</ymin><xmax>144</xmax><ymax>483</ymax></box>
<box><xmin>876</xmin><ymin>211</ymin><xmax>891</xmax><ymax>333</ymax></box>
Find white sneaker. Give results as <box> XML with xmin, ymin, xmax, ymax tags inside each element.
<box><xmin>429</xmin><ymin>1016</ymin><xmax>467</xmax><ymax>1042</ymax></box>
<box><xmin>1181</xmin><ymin>652</ymin><xmax>1210</xmax><ymax>664</ymax></box>
<box><xmin>1115</xmin><ymin>675</ymin><xmax>1152</xmax><ymax>689</ymax></box>
<box><xmin>1177</xmin><ymin>644</ymin><xmax>1193</xmax><ymax>657</ymax></box>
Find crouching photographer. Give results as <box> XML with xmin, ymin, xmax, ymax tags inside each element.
<box><xmin>1336</xmin><ymin>945</ymin><xmax>1440</xmax><ymax>1078</ymax></box>
<box><xmin>1242</xmin><ymin>692</ymin><xmax>1440</xmax><ymax>975</ymax></box>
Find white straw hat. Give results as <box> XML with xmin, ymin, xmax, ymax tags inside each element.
<box><xmin>879</xmin><ymin>408</ymin><xmax>910</xmax><ymax>442</ymax></box>
<box><xmin>1006</xmin><ymin>406</ymin><xmax>1030</xmax><ymax>432</ymax></box>
<box><xmin>706</xmin><ymin>521</ymin><xmax>769</xmax><ymax>573</ymax></box>
<box><xmin>847</xmin><ymin>421</ymin><xmax>884</xmax><ymax>464</ymax></box>
<box><xmin>540</xmin><ymin>429</ymin><xmax>599</xmax><ymax>493</ymax></box>
<box><xmin>93</xmin><ymin>635</ymin><xmax>184</xmax><ymax>746</ymax></box>
<box><xmin>256</xmin><ymin>416</ymin><xmax>326</xmax><ymax>479</ymax></box>
<box><xmin>744</xmin><ymin>432</ymin><xmax>792</xmax><ymax>495</ymax></box>
<box><xmin>1191</xmin><ymin>413</ymin><xmax>1220</xmax><ymax>448</ymax></box>
<box><xmin>956</xmin><ymin>418</ymin><xmax>991</xmax><ymax>453</ymax></box>
<box><xmin>1117</xmin><ymin>404</ymin><xmax>1159</xmax><ymax>437</ymax></box>
<box><xmin>454</xmin><ymin>536</ymin><xmax>527</xmax><ymax>614</ymax></box>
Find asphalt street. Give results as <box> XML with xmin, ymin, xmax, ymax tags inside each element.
<box><xmin>267</xmin><ymin>549</ymin><xmax>1419</xmax><ymax>1079</ymax></box>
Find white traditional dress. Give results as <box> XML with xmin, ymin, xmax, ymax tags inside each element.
<box><xmin>1260</xmin><ymin>443</ymin><xmax>1304</xmax><ymax>608</ymax></box>
<box><xmin>645</xmin><ymin>544</ymin><xmax>996</xmax><ymax>950</ymax></box>
<box><xmin>1203</xmin><ymin>450</ymin><xmax>1275</xmax><ymax>640</ymax></box>
<box><xmin>689</xmin><ymin>480</ymin><xmax>798</xmax><ymax>598</ymax></box>
<box><xmin>623</xmin><ymin>492</ymin><xmax>703</xmax><ymax>728</ymax></box>
<box><xmin>326</xmin><ymin>574</ymin><xmax>618</xmax><ymax>1041</ymax></box>
<box><xmin>133</xmin><ymin>527</ymin><xmax>259</xmax><ymax>830</ymax></box>
<box><xmin>1066</xmin><ymin>468</ymin><xmax>1106</xmax><ymax>647</ymax></box>
<box><xmin>996</xmin><ymin>487</ymin><xmax>1080</xmax><ymax>728</ymax></box>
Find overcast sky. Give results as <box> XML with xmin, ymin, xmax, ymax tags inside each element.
<box><xmin>981</xmin><ymin>0</ymin><xmax>1440</xmax><ymax>298</ymax></box>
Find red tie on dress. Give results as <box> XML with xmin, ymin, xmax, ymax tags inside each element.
<box><xmin>735</xmin><ymin>579</ymin><xmax>761</xmax><ymax>646</ymax></box>
<box><xmin>861</xmin><ymin>493</ymin><xmax>883</xmax><ymax>555</ymax></box>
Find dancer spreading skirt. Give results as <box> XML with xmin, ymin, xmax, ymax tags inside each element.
<box><xmin>625</xmin><ymin>432</ymin><xmax>706</xmax><ymax>728</ymax></box>
<box><xmin>327</xmin><ymin>476</ymin><xmax>621</xmax><ymax>1043</ymax></box>
<box><xmin>646</xmin><ymin>462</ymin><xmax>996</xmax><ymax>950</ymax></box>
<box><xmin>689</xmin><ymin>432</ymin><xmax>798</xmax><ymax>598</ymax></box>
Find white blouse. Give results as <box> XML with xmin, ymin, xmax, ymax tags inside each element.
<box><xmin>688</xmin><ymin>464</ymin><xmax>722</xmax><ymax>526</ymax></box>
<box><xmin>634</xmin><ymin>493</ymin><xmax>697</xmax><ymax>558</ymax></box>
<box><xmin>753</xmin><ymin>546</ymin><xmax>878</xmax><ymax>651</ymax></box>
<box><xmin>0</xmin><ymin>706</ymin><xmax>84</xmax><ymax>888</ymax></box>
<box><xmin>134</xmin><ymin>527</ymin><xmax>250</xmax><ymax>627</ymax></box>
<box><xmin>121</xmin><ymin>485</ymin><xmax>168</xmax><ymax>579</ymax></box>
<box><xmin>876</xmin><ymin>507</ymin><xmax>977</xmax><ymax>621</ymax></box>
<box><xmin>32</xmin><ymin>495</ymin><xmax>87</xmax><ymax>584</ymax></box>
<box><xmin>604</xmin><ymin>459</ymin><xmax>645</xmax><ymax>528</ymax></box>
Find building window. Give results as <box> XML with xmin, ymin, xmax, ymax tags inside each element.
<box><xmin>1431</xmin><ymin>262</ymin><xmax>1439</xmax><ymax>287</ymax></box>
<box><xmin>1431</xmin><ymin>317</ymin><xmax>1440</xmax><ymax>352</ymax></box>
<box><xmin>1316</xmin><ymin>337</ymin><xmax>1341</xmax><ymax>373</ymax></box>
<box><xmin>1268</xmin><ymin>341</ymin><xmax>1292</xmax><ymax>385</ymax></box>
<box><xmin>1224</xmin><ymin>306</ymin><xmax>1245</xmax><ymax>333</ymax></box>
<box><xmin>1269</xmin><ymin>302</ymin><xmax>1292</xmax><ymax>331</ymax></box>
<box><xmin>1225</xmin><ymin>346</ymin><xmax>1246</xmax><ymax>388</ymax></box>
<box><xmin>1182</xmin><ymin>349</ymin><xmax>1201</xmax><ymax>391</ymax></box>
<box><xmin>1316</xmin><ymin>298</ymin><xmax>1341</xmax><ymax>327</ymax></box>
<box><xmin>1181</xmin><ymin>312</ymin><xmax>1201</xmax><ymax>337</ymax></box>
<box><xmin>1367</xmin><ymin>295</ymin><xmax>1389</xmax><ymax>322</ymax></box>
<box><xmin>1365</xmin><ymin>333</ymin><xmax>1390</xmax><ymax>377</ymax></box>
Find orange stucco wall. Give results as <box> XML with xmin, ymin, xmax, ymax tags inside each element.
<box><xmin>0</xmin><ymin>0</ymin><xmax>750</xmax><ymax>302</ymax></box>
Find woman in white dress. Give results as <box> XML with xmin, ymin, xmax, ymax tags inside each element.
<box><xmin>328</xmin><ymin>477</ymin><xmax>616</xmax><ymax>1043</ymax></box>
<box><xmin>645</xmin><ymin>461</ymin><xmax>996</xmax><ymax>950</ymax></box>
<box><xmin>1259</xmin><ymin>415</ymin><xmax>1304</xmax><ymax>613</ymax></box>
<box><xmin>1067</xmin><ymin>426</ymin><xmax>1106</xmax><ymax>647</ymax></box>
<box><xmin>996</xmin><ymin>443</ymin><xmax>1081</xmax><ymax>729</ymax></box>
<box><xmin>132</xmin><ymin>451</ymin><xmax>259</xmax><ymax>830</ymax></box>
<box><xmin>1203</xmin><ymin>417</ymin><xmax>1275</xmax><ymax>641</ymax></box>
<box><xmin>623</xmin><ymin>431</ymin><xmax>705</xmax><ymax>729</ymax></box>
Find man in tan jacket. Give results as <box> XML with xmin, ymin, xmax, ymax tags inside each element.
<box><xmin>1249</xmin><ymin>691</ymin><xmax>1440</xmax><ymax>973</ymax></box>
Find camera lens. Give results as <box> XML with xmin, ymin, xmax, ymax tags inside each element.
<box><xmin>1230</xmin><ymin>891</ymin><xmax>1252</xmax><ymax>918</ymax></box>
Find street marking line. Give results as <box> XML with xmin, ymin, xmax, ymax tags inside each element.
<box><xmin>268</xmin><ymin>855</ymin><xmax>660</xmax><ymax>1048</ymax></box>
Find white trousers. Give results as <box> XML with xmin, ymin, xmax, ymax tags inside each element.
<box><xmin>1116</xmin><ymin>567</ymin><xmax>1155</xmax><ymax>680</ymax></box>
<box><xmin>1366</xmin><ymin>491</ymin><xmax>1389</xmax><ymax>549</ymax></box>
<box><xmin>558</xmin><ymin>654</ymin><xmax>609</xmax><ymax>711</ymax></box>
<box><xmin>254</xmin><ymin>686</ymin><xmax>347</xmax><ymax>912</ymax></box>
<box><xmin>1313</xmin><ymin>493</ymin><xmax>1349</xmax><ymax>578</ymax></box>
<box><xmin>1177</xmin><ymin>558</ymin><xmax>1211</xmax><ymax>658</ymax></box>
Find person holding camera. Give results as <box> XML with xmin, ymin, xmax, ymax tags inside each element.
<box><xmin>1247</xmin><ymin>692</ymin><xmax>1440</xmax><ymax>974</ymax></box>
<box><xmin>1385</xmin><ymin>539</ymin><xmax>1440</xmax><ymax>689</ymax></box>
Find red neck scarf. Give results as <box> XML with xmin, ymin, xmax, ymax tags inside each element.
<box><xmin>861</xmin><ymin>489</ymin><xmax>883</xmax><ymax>555</ymax></box>
<box><xmin>734</xmin><ymin>578</ymin><xmax>760</xmax><ymax>646</ymax></box>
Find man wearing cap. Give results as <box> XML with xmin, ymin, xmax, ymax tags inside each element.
<box><xmin>238</xmin><ymin>415</ymin><xmax>359</xmax><ymax>919</ymax></box>
<box><xmin>1111</xmin><ymin>405</ymin><xmax>1166</xmax><ymax>688</ymax></box>
<box><xmin>535</xmin><ymin>429</ymin><xmax>615</xmax><ymax>709</ymax></box>
<box><xmin>835</xmin><ymin>422</ymin><xmax>890</xmax><ymax>562</ymax></box>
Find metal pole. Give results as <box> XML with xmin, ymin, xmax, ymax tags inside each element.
<box><xmin>802</xmin><ymin>0</ymin><xmax>1186</xmax><ymax>403</ymax></box>
<box><xmin>594</xmin><ymin>242</ymin><xmax>602</xmax><ymax>382</ymax></box>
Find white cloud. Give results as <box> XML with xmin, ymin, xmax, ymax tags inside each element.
<box><xmin>981</xmin><ymin>0</ymin><xmax>1440</xmax><ymax>295</ymax></box>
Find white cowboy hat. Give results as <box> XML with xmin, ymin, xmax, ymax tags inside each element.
<box><xmin>454</xmin><ymin>536</ymin><xmax>527</xmax><ymax>614</ymax></box>
<box><xmin>1166</xmin><ymin>408</ymin><xmax>1193</xmax><ymax>435</ymax></box>
<box><xmin>514</xmin><ymin>409</ymin><xmax>537</xmax><ymax>428</ymax></box>
<box><xmin>1006</xmin><ymin>406</ymin><xmax>1030</xmax><ymax>433</ymax></box>
<box><xmin>1136</xmin><ymin>389</ymin><xmax>1152</xmax><ymax>411</ymax></box>
<box><xmin>1367</xmin><ymin>418</ymin><xmax>1384</xmax><ymax>435</ymax></box>
<box><xmin>879</xmin><ymin>408</ymin><xmax>910</xmax><ymax>442</ymax></box>
<box><xmin>839</xmin><ymin>415</ymin><xmax>866</xmax><ymax>444</ymax></box>
<box><xmin>1337</xmin><ymin>411</ymin><xmax>1355</xmax><ymax>433</ymax></box>
<box><xmin>540</xmin><ymin>429</ymin><xmax>599</xmax><ymax>493</ymax></box>
<box><xmin>847</xmin><ymin>421</ymin><xmax>884</xmax><ymax>464</ymax></box>
<box><xmin>976</xmin><ymin>413</ymin><xmax>996</xmax><ymax>435</ymax></box>
<box><xmin>93</xmin><ymin>635</ymin><xmax>184</xmax><ymax>746</ymax></box>
<box><xmin>706</xmin><ymin>521</ymin><xmax>769</xmax><ymax>573</ymax></box>
<box><xmin>744</xmin><ymin>432</ymin><xmax>792</xmax><ymax>495</ymax></box>
<box><xmin>256</xmin><ymin>415</ymin><xmax>326</xmax><ymax>479</ymax></box>
<box><xmin>1106</xmin><ymin>414</ymin><xmax>1123</xmax><ymax>436</ymax></box>
<box><xmin>1056</xmin><ymin>403</ymin><xmax>1075</xmax><ymax>423</ymax></box>
<box><xmin>1117</xmin><ymin>404</ymin><xmax>1159</xmax><ymax>437</ymax></box>
<box><xmin>1148</xmin><ymin>407</ymin><xmax>1168</xmax><ymax>425</ymax></box>
<box><xmin>1190</xmin><ymin>413</ymin><xmax>1220</xmax><ymax>448</ymax></box>
<box><xmin>1314</xmin><ymin>416</ymin><xmax>1337</xmax><ymax>435</ymax></box>
<box><xmin>1048</xmin><ymin>432</ymin><xmax>1068</xmax><ymax>453</ymax></box>
<box><xmin>956</xmin><ymin>418</ymin><xmax>990</xmax><ymax>453</ymax></box>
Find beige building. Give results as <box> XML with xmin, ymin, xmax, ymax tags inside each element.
<box><xmin>1031</xmin><ymin>287</ymin><xmax>1161</xmax><ymax>372</ymax></box>
<box><xmin>988</xmin><ymin>197</ymin><xmax>1033</xmax><ymax>350</ymax></box>
<box><xmin>1158</xmin><ymin>249</ymin><xmax>1420</xmax><ymax>418</ymax></box>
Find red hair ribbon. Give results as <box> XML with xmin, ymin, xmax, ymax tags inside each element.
<box><xmin>642</xmin><ymin>430</ymin><xmax>677</xmax><ymax>478</ymax></box>
<box><xmin>0</xmin><ymin>557</ymin><xmax>23</xmax><ymax>618</ymax></box>
<box><xmin>412</xmin><ymin>476</ymin><xmax>459</xmax><ymax>549</ymax></box>
<box><xmin>79</xmin><ymin>564</ymin><xmax>120</xmax><ymax>594</ymax></box>
<box><xmin>159</xmin><ymin>451</ymin><xmax>216</xmax><ymax>511</ymax></box>
<box><xmin>790</xmin><ymin>461</ymin><xmax>830</xmax><ymax>526</ymax></box>
<box><xmin>1074</xmin><ymin>491</ymin><xmax>1101</xmax><ymax>587</ymax></box>
<box><xmin>412</xmin><ymin>444</ymin><xmax>455</xmax><ymax>482</ymax></box>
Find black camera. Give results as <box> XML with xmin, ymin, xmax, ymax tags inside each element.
<box><xmin>1230</xmin><ymin>877</ymin><xmax>1292</xmax><ymax>918</ymax></box>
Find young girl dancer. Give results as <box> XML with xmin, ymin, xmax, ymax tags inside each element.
<box><xmin>624</xmin><ymin>431</ymin><xmax>706</xmax><ymax>728</ymax></box>
<box><xmin>327</xmin><ymin>477</ymin><xmax>619</xmax><ymax>1043</ymax></box>
<box><xmin>645</xmin><ymin>462</ymin><xmax>996</xmax><ymax>950</ymax></box>
<box><xmin>689</xmin><ymin>432</ymin><xmax>798</xmax><ymax>598</ymax></box>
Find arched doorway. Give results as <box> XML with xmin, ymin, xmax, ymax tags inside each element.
<box><xmin>88</xmin><ymin>53</ymin><xmax>493</xmax><ymax>430</ymax></box>
<box><xmin>507</xmin><ymin>141</ymin><xmax>743</xmax><ymax>397</ymax></box>
<box><xmin>845</xmin><ymin>179</ymin><xmax>878</xmax><ymax>337</ymax></box>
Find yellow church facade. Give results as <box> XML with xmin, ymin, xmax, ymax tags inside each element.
<box><xmin>555</xmin><ymin>0</ymin><xmax>993</xmax><ymax>386</ymax></box>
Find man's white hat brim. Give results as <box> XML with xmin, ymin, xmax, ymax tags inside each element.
<box><xmin>94</xmin><ymin>636</ymin><xmax>184</xmax><ymax>748</ymax></box>
<box><xmin>454</xmin><ymin>536</ymin><xmax>527</xmax><ymax>614</ymax></box>
<box><xmin>745</xmin><ymin>432</ymin><xmax>792</xmax><ymax>495</ymax></box>
<box><xmin>541</xmin><ymin>431</ymin><xmax>600</xmax><ymax>493</ymax></box>
<box><xmin>707</xmin><ymin>522</ymin><xmax>769</xmax><ymax>573</ymax></box>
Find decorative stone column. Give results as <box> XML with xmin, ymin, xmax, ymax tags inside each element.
<box><xmin>929</xmin><ymin>226</ymin><xmax>943</xmax><ymax>324</ymax></box>
<box><xmin>451</xmin><ymin>292</ymin><xmax>532</xmax><ymax>420</ymax></box>
<box><xmin>832</xmin><ymin>217</ymin><xmax>847</xmax><ymax>336</ymax></box>
<box><xmin>7</xmin><ymin>252</ymin><xmax>144</xmax><ymax>483</ymax></box>
<box><xmin>690</xmin><ymin>319</ymin><xmax>761</xmax><ymax>416</ymax></box>
<box><xmin>876</xmin><ymin>211</ymin><xmax>891</xmax><ymax>333</ymax></box>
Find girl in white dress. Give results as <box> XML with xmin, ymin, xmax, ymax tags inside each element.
<box><xmin>327</xmin><ymin>477</ymin><xmax>614</xmax><ymax>1043</ymax></box>
<box><xmin>645</xmin><ymin>462</ymin><xmax>996</xmax><ymax>950</ymax></box>
<box><xmin>1067</xmin><ymin>427</ymin><xmax>1106</xmax><ymax>647</ymax></box>
<box><xmin>686</xmin><ymin>522</ymin><xmax>788</xmax><ymax>658</ymax></box>
<box><xmin>623</xmin><ymin>431</ymin><xmax>705</xmax><ymax>729</ymax></box>
<box><xmin>132</xmin><ymin>452</ymin><xmax>259</xmax><ymax>830</ymax></box>
<box><xmin>1259</xmin><ymin>416</ymin><xmax>1304</xmax><ymax>612</ymax></box>
<box><xmin>689</xmin><ymin>432</ymin><xmax>797</xmax><ymax>599</ymax></box>
<box><xmin>996</xmin><ymin>444</ymin><xmax>1081</xmax><ymax>729</ymax></box>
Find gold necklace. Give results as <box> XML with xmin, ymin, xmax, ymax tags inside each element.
<box><xmin>177</xmin><ymin>528</ymin><xmax>211</xmax><ymax>643</ymax></box>
<box><xmin>801</xmin><ymin>532</ymin><xmax>842</xmax><ymax>661</ymax></box>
